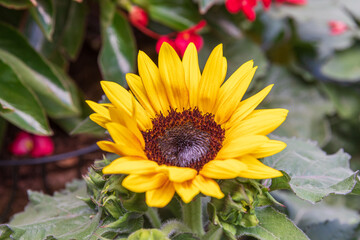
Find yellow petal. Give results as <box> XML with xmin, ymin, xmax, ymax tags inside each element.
<box><xmin>122</xmin><ymin>173</ymin><xmax>168</xmax><ymax>192</ymax></box>
<box><xmin>200</xmin><ymin>159</ymin><xmax>248</xmax><ymax>179</ymax></box>
<box><xmin>86</xmin><ymin>100</ymin><xmax>110</xmax><ymax>119</ymax></box>
<box><xmin>100</xmin><ymin>81</ymin><xmax>133</xmax><ymax>115</ymax></box>
<box><xmin>215</xmin><ymin>64</ymin><xmax>257</xmax><ymax>124</ymax></box>
<box><xmin>218</xmin><ymin>135</ymin><xmax>269</xmax><ymax>159</ymax></box>
<box><xmin>174</xmin><ymin>180</ymin><xmax>200</xmax><ymax>203</ymax></box>
<box><xmin>89</xmin><ymin>113</ymin><xmax>109</xmax><ymax>128</ymax></box>
<box><xmin>237</xmin><ymin>155</ymin><xmax>283</xmax><ymax>179</ymax></box>
<box><xmin>198</xmin><ymin>44</ymin><xmax>224</xmax><ymax>113</ymax></box>
<box><xmin>226</xmin><ymin>109</ymin><xmax>288</xmax><ymax>140</ymax></box>
<box><xmin>103</xmin><ymin>157</ymin><xmax>158</xmax><ymax>175</ymax></box>
<box><xmin>226</xmin><ymin>84</ymin><xmax>273</xmax><ymax>129</ymax></box>
<box><xmin>138</xmin><ymin>51</ymin><xmax>170</xmax><ymax>113</ymax></box>
<box><xmin>146</xmin><ymin>180</ymin><xmax>175</xmax><ymax>207</ymax></box>
<box><xmin>126</xmin><ymin>73</ymin><xmax>156</xmax><ymax>117</ymax></box>
<box><xmin>97</xmin><ymin>140</ymin><xmax>146</xmax><ymax>158</ymax></box>
<box><xmin>251</xmin><ymin>140</ymin><xmax>287</xmax><ymax>159</ymax></box>
<box><xmin>157</xmin><ymin>165</ymin><xmax>197</xmax><ymax>183</ymax></box>
<box><xmin>193</xmin><ymin>175</ymin><xmax>224</xmax><ymax>199</ymax></box>
<box><xmin>106</xmin><ymin>122</ymin><xmax>144</xmax><ymax>152</ymax></box>
<box><xmin>182</xmin><ymin>43</ymin><xmax>201</xmax><ymax>108</ymax></box>
<box><xmin>108</xmin><ymin>107</ymin><xmax>145</xmax><ymax>148</ymax></box>
<box><xmin>159</xmin><ymin>42</ymin><xmax>188</xmax><ymax>109</ymax></box>
<box><xmin>100</xmin><ymin>81</ymin><xmax>151</xmax><ymax>131</ymax></box>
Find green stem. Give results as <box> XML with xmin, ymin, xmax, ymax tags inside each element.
<box><xmin>145</xmin><ymin>207</ymin><xmax>161</xmax><ymax>228</ymax></box>
<box><xmin>182</xmin><ymin>197</ymin><xmax>205</xmax><ymax>236</ymax></box>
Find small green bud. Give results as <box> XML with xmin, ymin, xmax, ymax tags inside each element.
<box><xmin>127</xmin><ymin>229</ymin><xmax>169</xmax><ymax>240</ymax></box>
<box><xmin>89</xmin><ymin>168</ymin><xmax>106</xmax><ymax>188</ymax></box>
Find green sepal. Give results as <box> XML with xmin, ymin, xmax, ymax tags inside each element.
<box><xmin>103</xmin><ymin>212</ymin><xmax>141</xmax><ymax>229</ymax></box>
<box><xmin>103</xmin><ymin>194</ymin><xmax>125</xmax><ymax>219</ymax></box>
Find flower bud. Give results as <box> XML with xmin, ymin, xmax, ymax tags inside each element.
<box><xmin>30</xmin><ymin>135</ymin><xmax>54</xmax><ymax>157</ymax></box>
<box><xmin>129</xmin><ymin>6</ymin><xmax>149</xmax><ymax>27</ymax></box>
<box><xmin>9</xmin><ymin>131</ymin><xmax>34</xmax><ymax>156</ymax></box>
<box><xmin>128</xmin><ymin>229</ymin><xmax>169</xmax><ymax>240</ymax></box>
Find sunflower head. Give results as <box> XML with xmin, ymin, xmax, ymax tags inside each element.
<box><xmin>87</xmin><ymin>42</ymin><xmax>288</xmax><ymax>208</ymax></box>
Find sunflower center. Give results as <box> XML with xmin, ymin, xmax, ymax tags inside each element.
<box><xmin>141</xmin><ymin>108</ymin><xmax>225</xmax><ymax>171</ymax></box>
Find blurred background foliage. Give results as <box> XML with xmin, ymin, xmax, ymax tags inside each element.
<box><xmin>0</xmin><ymin>0</ymin><xmax>360</xmax><ymax>238</ymax></box>
<box><xmin>1</xmin><ymin>0</ymin><xmax>360</xmax><ymax>156</ymax></box>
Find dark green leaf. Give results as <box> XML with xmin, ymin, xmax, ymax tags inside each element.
<box><xmin>99</xmin><ymin>9</ymin><xmax>136</xmax><ymax>86</ymax></box>
<box><xmin>61</xmin><ymin>0</ymin><xmax>87</xmax><ymax>59</ymax></box>
<box><xmin>0</xmin><ymin>22</ymin><xmax>80</xmax><ymax>118</ymax></box>
<box><xmin>321</xmin><ymin>44</ymin><xmax>360</xmax><ymax>82</ymax></box>
<box><xmin>0</xmin><ymin>0</ymin><xmax>31</xmax><ymax>9</ymax></box>
<box><xmin>142</xmin><ymin>0</ymin><xmax>201</xmax><ymax>31</ymax></box>
<box><xmin>0</xmin><ymin>58</ymin><xmax>51</xmax><ymax>135</ymax></box>
<box><xmin>25</xmin><ymin>0</ymin><xmax>87</xmax><ymax>64</ymax></box>
<box><xmin>29</xmin><ymin>0</ymin><xmax>54</xmax><ymax>40</ymax></box>
<box><xmin>172</xmin><ymin>233</ymin><xmax>199</xmax><ymax>240</ymax></box>
<box><xmin>264</xmin><ymin>136</ymin><xmax>359</xmax><ymax>203</ymax></box>
<box><xmin>236</xmin><ymin>207</ymin><xmax>309</xmax><ymax>240</ymax></box>
<box><xmin>261</xmin><ymin>66</ymin><xmax>334</xmax><ymax>146</ymax></box>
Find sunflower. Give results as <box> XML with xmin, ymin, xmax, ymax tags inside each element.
<box><xmin>87</xmin><ymin>43</ymin><xmax>288</xmax><ymax>208</ymax></box>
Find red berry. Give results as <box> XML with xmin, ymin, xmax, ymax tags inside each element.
<box><xmin>129</xmin><ymin>6</ymin><xmax>149</xmax><ymax>27</ymax></box>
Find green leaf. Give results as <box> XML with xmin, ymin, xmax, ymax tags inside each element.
<box><xmin>0</xmin><ymin>58</ymin><xmax>51</xmax><ymax>135</ymax></box>
<box><xmin>0</xmin><ymin>0</ymin><xmax>31</xmax><ymax>9</ymax></box>
<box><xmin>138</xmin><ymin>0</ymin><xmax>201</xmax><ymax>31</ymax></box>
<box><xmin>321</xmin><ymin>44</ymin><xmax>360</xmax><ymax>82</ymax></box>
<box><xmin>274</xmin><ymin>191</ymin><xmax>360</xmax><ymax>240</ymax></box>
<box><xmin>304</xmin><ymin>220</ymin><xmax>356</xmax><ymax>240</ymax></box>
<box><xmin>263</xmin><ymin>136</ymin><xmax>359</xmax><ymax>203</ymax></box>
<box><xmin>0</xmin><ymin>23</ymin><xmax>80</xmax><ymax>118</ymax></box>
<box><xmin>0</xmin><ymin>180</ymin><xmax>124</xmax><ymax>240</ymax></box>
<box><xmin>321</xmin><ymin>82</ymin><xmax>360</xmax><ymax>120</ymax></box>
<box><xmin>29</xmin><ymin>0</ymin><xmax>54</xmax><ymax>40</ymax></box>
<box><xmin>99</xmin><ymin>8</ymin><xmax>136</xmax><ymax>86</ymax></box>
<box><xmin>261</xmin><ymin>66</ymin><xmax>334</xmax><ymax>146</ymax></box>
<box><xmin>60</xmin><ymin>0</ymin><xmax>87</xmax><ymax>59</ymax></box>
<box><xmin>236</xmin><ymin>207</ymin><xmax>309</xmax><ymax>240</ymax></box>
<box><xmin>70</xmin><ymin>117</ymin><xmax>105</xmax><ymax>136</ymax></box>
<box><xmin>25</xmin><ymin>0</ymin><xmax>88</xmax><ymax>64</ymax></box>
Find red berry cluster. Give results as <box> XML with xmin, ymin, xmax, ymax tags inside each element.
<box><xmin>9</xmin><ymin>131</ymin><xmax>54</xmax><ymax>158</ymax></box>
